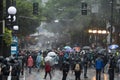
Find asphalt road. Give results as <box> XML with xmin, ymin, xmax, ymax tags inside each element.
<box><xmin>20</xmin><ymin>68</ymin><xmax>120</xmax><ymax>80</ymax></box>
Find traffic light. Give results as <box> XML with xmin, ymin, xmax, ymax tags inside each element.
<box><xmin>33</xmin><ymin>2</ymin><xmax>39</xmax><ymax>15</ymax></box>
<box><xmin>81</xmin><ymin>2</ymin><xmax>87</xmax><ymax>15</ymax></box>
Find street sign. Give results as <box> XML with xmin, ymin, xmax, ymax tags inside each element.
<box><xmin>11</xmin><ymin>46</ymin><xmax>17</xmax><ymax>55</ymax></box>
<box><xmin>11</xmin><ymin>36</ymin><xmax>18</xmax><ymax>56</ymax></box>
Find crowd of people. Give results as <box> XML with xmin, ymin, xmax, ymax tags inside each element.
<box><xmin>0</xmin><ymin>47</ymin><xmax>120</xmax><ymax>80</ymax></box>
<box><xmin>0</xmin><ymin>55</ymin><xmax>24</xmax><ymax>80</ymax></box>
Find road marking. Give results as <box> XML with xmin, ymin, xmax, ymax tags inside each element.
<box><xmin>23</xmin><ymin>70</ymin><xmax>26</xmax><ymax>80</ymax></box>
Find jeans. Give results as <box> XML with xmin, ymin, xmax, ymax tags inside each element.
<box><xmin>75</xmin><ymin>71</ymin><xmax>81</xmax><ymax>80</ymax></box>
<box><xmin>109</xmin><ymin>69</ymin><xmax>114</xmax><ymax>80</ymax></box>
<box><xmin>36</xmin><ymin>62</ymin><xmax>41</xmax><ymax>71</ymax></box>
<box><xmin>28</xmin><ymin>67</ymin><xmax>32</xmax><ymax>74</ymax></box>
<box><xmin>44</xmin><ymin>71</ymin><xmax>52</xmax><ymax>79</ymax></box>
<box><xmin>96</xmin><ymin>69</ymin><xmax>101</xmax><ymax>80</ymax></box>
<box><xmin>62</xmin><ymin>71</ymin><xmax>68</xmax><ymax>80</ymax></box>
<box><xmin>84</xmin><ymin>66</ymin><xmax>87</xmax><ymax>77</ymax></box>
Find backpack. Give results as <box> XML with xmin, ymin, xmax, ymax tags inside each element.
<box><xmin>75</xmin><ymin>63</ymin><xmax>80</xmax><ymax>71</ymax></box>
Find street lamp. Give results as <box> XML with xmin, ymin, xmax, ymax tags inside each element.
<box><xmin>13</xmin><ymin>25</ymin><xmax>19</xmax><ymax>30</ymax></box>
<box><xmin>8</xmin><ymin>6</ymin><xmax>17</xmax><ymax>30</ymax></box>
<box><xmin>8</xmin><ymin>6</ymin><xmax>17</xmax><ymax>15</ymax></box>
<box><xmin>110</xmin><ymin>0</ymin><xmax>113</xmax><ymax>44</ymax></box>
<box><xmin>7</xmin><ymin>6</ymin><xmax>18</xmax><ymax>56</ymax></box>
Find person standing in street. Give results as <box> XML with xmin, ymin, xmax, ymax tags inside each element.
<box><xmin>61</xmin><ymin>59</ymin><xmax>70</xmax><ymax>80</ymax></box>
<box><xmin>95</xmin><ymin>55</ymin><xmax>104</xmax><ymax>80</ymax></box>
<box><xmin>0</xmin><ymin>56</ymin><xmax>4</xmax><ymax>80</ymax></box>
<box><xmin>117</xmin><ymin>57</ymin><xmax>120</xmax><ymax>75</ymax></box>
<box><xmin>83</xmin><ymin>54</ymin><xmax>89</xmax><ymax>78</ymax></box>
<box><xmin>73</xmin><ymin>59</ymin><xmax>82</xmax><ymax>80</ymax></box>
<box><xmin>27</xmin><ymin>55</ymin><xmax>34</xmax><ymax>74</ymax></box>
<box><xmin>43</xmin><ymin>61</ymin><xmax>52</xmax><ymax>80</ymax></box>
<box><xmin>108</xmin><ymin>55</ymin><xmax>115</xmax><ymax>80</ymax></box>
<box><xmin>36</xmin><ymin>53</ymin><xmax>42</xmax><ymax>72</ymax></box>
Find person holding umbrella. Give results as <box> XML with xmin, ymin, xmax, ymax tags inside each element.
<box><xmin>43</xmin><ymin>61</ymin><xmax>52</xmax><ymax>80</ymax></box>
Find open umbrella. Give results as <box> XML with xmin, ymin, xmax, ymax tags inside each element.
<box><xmin>82</xmin><ymin>46</ymin><xmax>91</xmax><ymax>50</ymax></box>
<box><xmin>65</xmin><ymin>48</ymin><xmax>74</xmax><ymax>53</ymax></box>
<box><xmin>73</xmin><ymin>47</ymin><xmax>81</xmax><ymax>52</ymax></box>
<box><xmin>98</xmin><ymin>49</ymin><xmax>106</xmax><ymax>54</ymax></box>
<box><xmin>44</xmin><ymin>56</ymin><xmax>55</xmax><ymax>66</ymax></box>
<box><xmin>108</xmin><ymin>44</ymin><xmax>119</xmax><ymax>49</ymax></box>
<box><xmin>64</xmin><ymin>46</ymin><xmax>72</xmax><ymax>50</ymax></box>
<box><xmin>44</xmin><ymin>56</ymin><xmax>52</xmax><ymax>62</ymax></box>
<box><xmin>47</xmin><ymin>52</ymin><xmax>57</xmax><ymax>57</ymax></box>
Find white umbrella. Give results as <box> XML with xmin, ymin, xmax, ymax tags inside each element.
<box><xmin>44</xmin><ymin>56</ymin><xmax>52</xmax><ymax>62</ymax></box>
<box><xmin>64</xmin><ymin>46</ymin><xmax>72</xmax><ymax>50</ymax></box>
<box><xmin>98</xmin><ymin>49</ymin><xmax>106</xmax><ymax>54</ymax></box>
<box><xmin>47</xmin><ymin>52</ymin><xmax>57</xmax><ymax>57</ymax></box>
<box><xmin>108</xmin><ymin>44</ymin><xmax>119</xmax><ymax>50</ymax></box>
<box><xmin>82</xmin><ymin>46</ymin><xmax>91</xmax><ymax>50</ymax></box>
<box><xmin>45</xmin><ymin>56</ymin><xmax>55</xmax><ymax>66</ymax></box>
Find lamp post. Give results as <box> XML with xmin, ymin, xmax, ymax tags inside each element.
<box><xmin>0</xmin><ymin>0</ymin><xmax>3</xmax><ymax>56</ymax></box>
<box><xmin>8</xmin><ymin>6</ymin><xmax>18</xmax><ymax>56</ymax></box>
<box><xmin>110</xmin><ymin>0</ymin><xmax>113</xmax><ymax>44</ymax></box>
<box><xmin>8</xmin><ymin>6</ymin><xmax>17</xmax><ymax>23</ymax></box>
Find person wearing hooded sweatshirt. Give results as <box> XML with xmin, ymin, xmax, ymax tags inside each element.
<box><xmin>95</xmin><ymin>55</ymin><xmax>103</xmax><ymax>80</ymax></box>
<box><xmin>36</xmin><ymin>53</ymin><xmax>42</xmax><ymax>72</ymax></box>
<box><xmin>27</xmin><ymin>55</ymin><xmax>34</xmax><ymax>74</ymax></box>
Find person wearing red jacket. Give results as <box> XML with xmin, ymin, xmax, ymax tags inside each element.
<box><xmin>27</xmin><ymin>55</ymin><xmax>34</xmax><ymax>74</ymax></box>
<box><xmin>43</xmin><ymin>61</ymin><xmax>52</xmax><ymax>80</ymax></box>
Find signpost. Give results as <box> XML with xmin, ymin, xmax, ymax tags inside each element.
<box><xmin>11</xmin><ymin>36</ymin><xmax>18</xmax><ymax>56</ymax></box>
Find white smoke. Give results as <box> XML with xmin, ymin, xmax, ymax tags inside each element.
<box><xmin>28</xmin><ymin>22</ymin><xmax>58</xmax><ymax>51</ymax></box>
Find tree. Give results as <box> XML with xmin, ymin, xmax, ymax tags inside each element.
<box><xmin>43</xmin><ymin>0</ymin><xmax>92</xmax><ymax>45</ymax></box>
<box><xmin>42</xmin><ymin>0</ymin><xmax>120</xmax><ymax>46</ymax></box>
<box><xmin>16</xmin><ymin>0</ymin><xmax>42</xmax><ymax>37</ymax></box>
<box><xmin>3</xmin><ymin>28</ymin><xmax>12</xmax><ymax>46</ymax></box>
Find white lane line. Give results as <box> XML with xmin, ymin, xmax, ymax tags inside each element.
<box><xmin>23</xmin><ymin>70</ymin><xmax>26</xmax><ymax>80</ymax></box>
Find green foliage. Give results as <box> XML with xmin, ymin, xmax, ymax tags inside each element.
<box><xmin>3</xmin><ymin>28</ymin><xmax>12</xmax><ymax>46</ymax></box>
<box><xmin>43</xmin><ymin>0</ymin><xmax>82</xmax><ymax>20</ymax></box>
<box><xmin>16</xmin><ymin>0</ymin><xmax>42</xmax><ymax>37</ymax></box>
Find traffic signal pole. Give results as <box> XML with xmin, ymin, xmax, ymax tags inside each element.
<box><xmin>0</xmin><ymin>0</ymin><xmax>3</xmax><ymax>56</ymax></box>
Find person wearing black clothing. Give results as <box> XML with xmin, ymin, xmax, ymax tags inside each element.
<box><xmin>2</xmin><ymin>59</ymin><xmax>10</xmax><ymax>80</ymax></box>
<box><xmin>83</xmin><ymin>54</ymin><xmax>88</xmax><ymax>78</ymax></box>
<box><xmin>12</xmin><ymin>59</ymin><xmax>21</xmax><ymax>80</ymax></box>
<box><xmin>73</xmin><ymin>59</ymin><xmax>82</xmax><ymax>80</ymax></box>
<box><xmin>61</xmin><ymin>59</ymin><xmax>70</xmax><ymax>80</ymax></box>
<box><xmin>108</xmin><ymin>55</ymin><xmax>115</xmax><ymax>80</ymax></box>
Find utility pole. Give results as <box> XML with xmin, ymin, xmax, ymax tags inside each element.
<box><xmin>0</xmin><ymin>0</ymin><xmax>3</xmax><ymax>56</ymax></box>
<box><xmin>110</xmin><ymin>0</ymin><xmax>114</xmax><ymax>44</ymax></box>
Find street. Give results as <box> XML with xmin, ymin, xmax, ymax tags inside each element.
<box><xmin>20</xmin><ymin>68</ymin><xmax>120</xmax><ymax>80</ymax></box>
